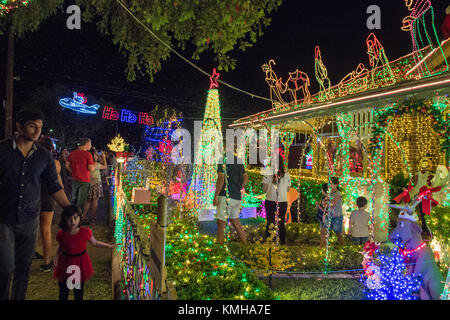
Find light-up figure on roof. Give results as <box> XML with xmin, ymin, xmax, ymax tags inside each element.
<box><xmin>402</xmin><ymin>0</ymin><xmax>448</xmax><ymax>77</ymax></box>
<box><xmin>314</xmin><ymin>46</ymin><xmax>334</xmax><ymax>101</ymax></box>
<box><xmin>278</xmin><ymin>69</ymin><xmax>311</xmax><ymax>105</ymax></box>
<box><xmin>338</xmin><ymin>63</ymin><xmax>370</xmax><ymax>97</ymax></box>
<box><xmin>366</xmin><ymin>33</ymin><xmax>396</xmax><ymax>88</ymax></box>
<box><xmin>262</xmin><ymin>60</ymin><xmax>287</xmax><ymax>111</ymax></box>
<box><xmin>59</xmin><ymin>92</ymin><xmax>101</xmax><ymax>115</ymax></box>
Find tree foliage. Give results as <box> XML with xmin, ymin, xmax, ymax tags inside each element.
<box><xmin>75</xmin><ymin>0</ymin><xmax>282</xmax><ymax>81</ymax></box>
<box><xmin>0</xmin><ymin>0</ymin><xmax>64</xmax><ymax>38</ymax></box>
<box><xmin>1</xmin><ymin>0</ymin><xmax>282</xmax><ymax>82</ymax></box>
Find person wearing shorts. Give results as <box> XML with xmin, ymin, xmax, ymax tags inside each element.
<box><xmin>328</xmin><ymin>177</ymin><xmax>344</xmax><ymax>245</ymax></box>
<box><xmin>213</xmin><ymin>152</ymin><xmax>248</xmax><ymax>244</ymax></box>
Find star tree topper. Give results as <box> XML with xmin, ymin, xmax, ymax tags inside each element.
<box><xmin>209</xmin><ymin>68</ymin><xmax>220</xmax><ymax>89</ymax></box>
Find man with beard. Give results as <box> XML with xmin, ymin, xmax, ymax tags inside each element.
<box><xmin>0</xmin><ymin>109</ymin><xmax>71</xmax><ymax>300</ymax></box>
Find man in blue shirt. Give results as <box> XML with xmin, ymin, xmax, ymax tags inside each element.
<box><xmin>0</xmin><ymin>109</ymin><xmax>71</xmax><ymax>300</ymax></box>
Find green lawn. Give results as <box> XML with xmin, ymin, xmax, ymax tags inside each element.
<box><xmin>270</xmin><ymin>277</ymin><xmax>365</xmax><ymax>300</ymax></box>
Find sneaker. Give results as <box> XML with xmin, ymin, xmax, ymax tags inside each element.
<box><xmin>33</xmin><ymin>252</ymin><xmax>43</xmax><ymax>260</ymax></box>
<box><xmin>40</xmin><ymin>261</ymin><xmax>53</xmax><ymax>272</ymax></box>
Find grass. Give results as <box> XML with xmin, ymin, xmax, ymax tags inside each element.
<box><xmin>270</xmin><ymin>278</ymin><xmax>365</xmax><ymax>300</ymax></box>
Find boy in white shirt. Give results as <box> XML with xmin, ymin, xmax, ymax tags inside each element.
<box><xmin>349</xmin><ymin>196</ymin><xmax>370</xmax><ymax>245</ymax></box>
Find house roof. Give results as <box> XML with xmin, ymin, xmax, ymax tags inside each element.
<box><xmin>230</xmin><ymin>38</ymin><xmax>450</xmax><ymax>129</ymax></box>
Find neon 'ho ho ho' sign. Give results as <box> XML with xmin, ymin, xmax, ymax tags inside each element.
<box><xmin>59</xmin><ymin>92</ymin><xmax>154</xmax><ymax>126</ymax></box>
<box><xmin>102</xmin><ymin>106</ymin><xmax>154</xmax><ymax>126</ymax></box>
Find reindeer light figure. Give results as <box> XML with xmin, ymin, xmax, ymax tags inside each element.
<box><xmin>388</xmin><ymin>196</ymin><xmax>444</xmax><ymax>300</ymax></box>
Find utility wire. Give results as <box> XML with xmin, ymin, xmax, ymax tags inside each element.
<box><xmin>20</xmin><ymin>65</ymin><xmax>196</xmax><ymax>106</ymax></box>
<box><xmin>20</xmin><ymin>65</ymin><xmax>254</xmax><ymax>118</ymax></box>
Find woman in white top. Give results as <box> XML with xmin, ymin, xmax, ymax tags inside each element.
<box><xmin>82</xmin><ymin>148</ymin><xmax>107</xmax><ymax>224</ymax></box>
<box><xmin>262</xmin><ymin>153</ymin><xmax>291</xmax><ymax>245</ymax></box>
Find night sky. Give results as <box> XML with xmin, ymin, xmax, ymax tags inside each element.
<box><xmin>1</xmin><ymin>0</ymin><xmax>449</xmax><ymax>145</ymax></box>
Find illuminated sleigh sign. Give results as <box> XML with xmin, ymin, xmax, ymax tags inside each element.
<box><xmin>59</xmin><ymin>92</ymin><xmax>154</xmax><ymax>126</ymax></box>
<box><xmin>59</xmin><ymin>92</ymin><xmax>101</xmax><ymax>115</ymax></box>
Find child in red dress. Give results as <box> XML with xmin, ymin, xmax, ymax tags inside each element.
<box><xmin>53</xmin><ymin>205</ymin><xmax>115</xmax><ymax>300</ymax></box>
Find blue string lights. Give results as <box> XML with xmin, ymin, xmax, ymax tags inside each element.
<box><xmin>360</xmin><ymin>245</ymin><xmax>422</xmax><ymax>300</ymax></box>
<box><xmin>59</xmin><ymin>92</ymin><xmax>101</xmax><ymax>114</ymax></box>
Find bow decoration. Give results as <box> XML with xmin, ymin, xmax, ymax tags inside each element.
<box><xmin>393</xmin><ymin>182</ymin><xmax>413</xmax><ymax>204</ymax></box>
<box><xmin>417</xmin><ymin>185</ymin><xmax>442</xmax><ymax>215</ymax></box>
<box><xmin>363</xmin><ymin>241</ymin><xmax>381</xmax><ymax>257</ymax></box>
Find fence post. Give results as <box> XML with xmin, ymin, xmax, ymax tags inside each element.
<box><xmin>149</xmin><ymin>194</ymin><xmax>169</xmax><ymax>300</ymax></box>
<box><xmin>157</xmin><ymin>194</ymin><xmax>168</xmax><ymax>227</ymax></box>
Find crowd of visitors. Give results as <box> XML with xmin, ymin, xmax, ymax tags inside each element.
<box><xmin>0</xmin><ymin>109</ymin><xmax>372</xmax><ymax>301</ymax></box>
<box><xmin>0</xmin><ymin>109</ymin><xmax>116</xmax><ymax>300</ymax></box>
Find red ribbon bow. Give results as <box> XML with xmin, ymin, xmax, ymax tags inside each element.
<box><xmin>394</xmin><ymin>182</ymin><xmax>413</xmax><ymax>204</ymax></box>
<box><xmin>363</xmin><ymin>241</ymin><xmax>380</xmax><ymax>257</ymax></box>
<box><xmin>417</xmin><ymin>185</ymin><xmax>441</xmax><ymax>215</ymax></box>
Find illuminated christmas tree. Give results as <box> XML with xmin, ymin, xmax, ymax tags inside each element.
<box><xmin>108</xmin><ymin>134</ymin><xmax>128</xmax><ymax>152</ymax></box>
<box><xmin>187</xmin><ymin>69</ymin><xmax>223</xmax><ymax>210</ymax></box>
<box><xmin>361</xmin><ymin>246</ymin><xmax>421</xmax><ymax>300</ymax></box>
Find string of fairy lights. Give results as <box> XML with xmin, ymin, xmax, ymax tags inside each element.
<box><xmin>110</xmin><ymin>104</ymin><xmax>448</xmax><ymax>299</ymax></box>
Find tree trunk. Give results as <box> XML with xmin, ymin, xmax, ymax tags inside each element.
<box><xmin>5</xmin><ymin>24</ymin><xmax>14</xmax><ymax>139</ymax></box>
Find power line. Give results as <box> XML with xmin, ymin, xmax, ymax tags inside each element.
<box><xmin>20</xmin><ymin>65</ymin><xmax>197</xmax><ymax>107</ymax></box>
<box><xmin>19</xmin><ymin>65</ymin><xmax>254</xmax><ymax>118</ymax></box>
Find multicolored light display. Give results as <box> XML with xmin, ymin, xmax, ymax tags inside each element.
<box><xmin>59</xmin><ymin>92</ymin><xmax>154</xmax><ymax>125</ymax></box>
<box><xmin>360</xmin><ymin>246</ymin><xmax>422</xmax><ymax>300</ymax></box>
<box><xmin>102</xmin><ymin>106</ymin><xmax>154</xmax><ymax>125</ymax></box>
<box><xmin>187</xmin><ymin>83</ymin><xmax>223</xmax><ymax>210</ymax></box>
<box><xmin>402</xmin><ymin>0</ymin><xmax>449</xmax><ymax>78</ymax></box>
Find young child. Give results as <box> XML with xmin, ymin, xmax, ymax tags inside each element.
<box><xmin>317</xmin><ymin>197</ymin><xmax>329</xmax><ymax>227</ymax></box>
<box><xmin>316</xmin><ymin>183</ymin><xmax>329</xmax><ymax>247</ymax></box>
<box><xmin>315</xmin><ymin>183</ymin><xmax>328</xmax><ymax>226</ymax></box>
<box><xmin>54</xmin><ymin>205</ymin><xmax>116</xmax><ymax>300</ymax></box>
<box><xmin>349</xmin><ymin>196</ymin><xmax>370</xmax><ymax>245</ymax></box>
<box><xmin>319</xmin><ymin>178</ymin><xmax>344</xmax><ymax>247</ymax></box>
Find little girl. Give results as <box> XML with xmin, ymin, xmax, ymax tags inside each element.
<box><xmin>54</xmin><ymin>205</ymin><xmax>115</xmax><ymax>300</ymax></box>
